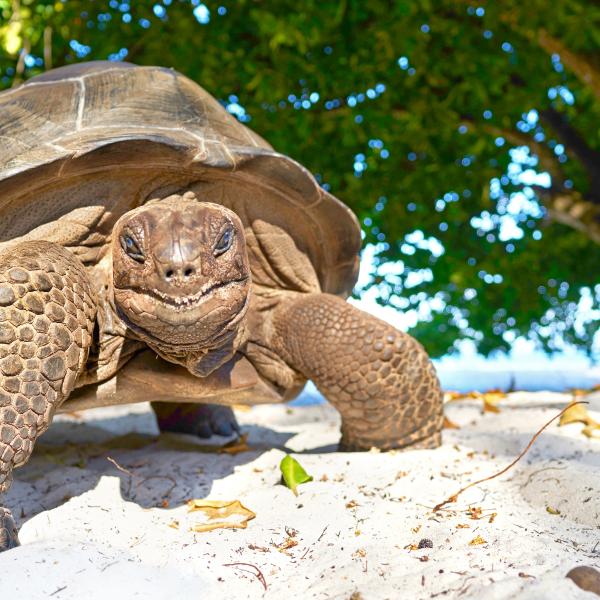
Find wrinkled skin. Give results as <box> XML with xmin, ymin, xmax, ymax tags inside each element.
<box><xmin>111</xmin><ymin>192</ymin><xmax>251</xmax><ymax>376</ymax></box>
<box><xmin>0</xmin><ymin>190</ymin><xmax>442</xmax><ymax>551</ymax></box>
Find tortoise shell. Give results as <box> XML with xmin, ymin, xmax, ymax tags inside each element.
<box><xmin>0</xmin><ymin>61</ymin><xmax>360</xmax><ymax>297</ymax></box>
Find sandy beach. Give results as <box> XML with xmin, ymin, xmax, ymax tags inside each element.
<box><xmin>0</xmin><ymin>390</ymin><xmax>598</xmax><ymax>599</ymax></box>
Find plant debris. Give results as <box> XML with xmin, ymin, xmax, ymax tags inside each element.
<box><xmin>468</xmin><ymin>535</ymin><xmax>487</xmax><ymax>546</ymax></box>
<box><xmin>223</xmin><ymin>562</ymin><xmax>267</xmax><ymax>591</ymax></box>
<box><xmin>280</xmin><ymin>455</ymin><xmax>313</xmax><ymax>496</ymax></box>
<box><xmin>443</xmin><ymin>416</ymin><xmax>460</xmax><ymax>429</ymax></box>
<box><xmin>433</xmin><ymin>401</ymin><xmax>587</xmax><ymax>511</ymax></box>
<box><xmin>218</xmin><ymin>433</ymin><xmax>251</xmax><ymax>455</ymax></box>
<box><xmin>558</xmin><ymin>403</ymin><xmax>600</xmax><ymax>439</ymax></box>
<box><xmin>187</xmin><ymin>499</ymin><xmax>256</xmax><ymax>532</ymax></box>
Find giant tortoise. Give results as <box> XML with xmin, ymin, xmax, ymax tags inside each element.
<box><xmin>0</xmin><ymin>61</ymin><xmax>443</xmax><ymax>550</ymax></box>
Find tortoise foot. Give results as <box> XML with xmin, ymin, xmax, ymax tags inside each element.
<box><xmin>152</xmin><ymin>402</ymin><xmax>240</xmax><ymax>438</ymax></box>
<box><xmin>0</xmin><ymin>508</ymin><xmax>19</xmax><ymax>552</ymax></box>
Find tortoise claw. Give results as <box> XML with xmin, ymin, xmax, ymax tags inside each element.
<box><xmin>152</xmin><ymin>402</ymin><xmax>240</xmax><ymax>439</ymax></box>
<box><xmin>0</xmin><ymin>508</ymin><xmax>19</xmax><ymax>552</ymax></box>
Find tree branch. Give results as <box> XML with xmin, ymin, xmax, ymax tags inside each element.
<box><xmin>538</xmin><ymin>29</ymin><xmax>600</xmax><ymax>102</ymax></box>
<box><xmin>537</xmin><ymin>187</ymin><xmax>600</xmax><ymax>244</ymax></box>
<box><xmin>539</xmin><ymin>108</ymin><xmax>600</xmax><ymax>202</ymax></box>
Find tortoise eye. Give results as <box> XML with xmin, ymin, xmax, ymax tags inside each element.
<box><xmin>121</xmin><ymin>234</ymin><xmax>145</xmax><ymax>263</ymax></box>
<box><xmin>214</xmin><ymin>228</ymin><xmax>234</xmax><ymax>256</ymax></box>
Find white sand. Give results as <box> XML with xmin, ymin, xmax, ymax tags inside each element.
<box><xmin>0</xmin><ymin>391</ymin><xmax>599</xmax><ymax>599</ymax></box>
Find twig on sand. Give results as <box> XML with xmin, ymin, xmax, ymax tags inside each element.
<box><xmin>106</xmin><ymin>456</ymin><xmax>135</xmax><ymax>477</ymax></box>
<box><xmin>433</xmin><ymin>400</ymin><xmax>588</xmax><ymax>512</ymax></box>
<box><xmin>223</xmin><ymin>562</ymin><xmax>267</xmax><ymax>591</ymax></box>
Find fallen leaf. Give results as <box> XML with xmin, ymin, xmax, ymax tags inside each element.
<box><xmin>219</xmin><ymin>433</ymin><xmax>251</xmax><ymax>455</ymax></box>
<box><xmin>352</xmin><ymin>548</ymin><xmax>367</xmax><ymax>558</ymax></box>
<box><xmin>273</xmin><ymin>537</ymin><xmax>298</xmax><ymax>554</ymax></box>
<box><xmin>443</xmin><ymin>416</ymin><xmax>460</xmax><ymax>429</ymax></box>
<box><xmin>582</xmin><ymin>425</ymin><xmax>600</xmax><ymax>439</ymax></box>
<box><xmin>187</xmin><ymin>499</ymin><xmax>256</xmax><ymax>532</ymax></box>
<box><xmin>168</xmin><ymin>520</ymin><xmax>180</xmax><ymax>529</ymax></box>
<box><xmin>483</xmin><ymin>400</ymin><xmax>501</xmax><ymax>414</ymax></box>
<box><xmin>546</xmin><ymin>506</ymin><xmax>561</xmax><ymax>515</ymax></box>
<box><xmin>280</xmin><ymin>455</ymin><xmax>313</xmax><ymax>496</ymax></box>
<box><xmin>468</xmin><ymin>535</ymin><xmax>487</xmax><ymax>546</ymax></box>
<box><xmin>559</xmin><ymin>403</ymin><xmax>596</xmax><ymax>426</ymax></box>
<box><xmin>456</xmin><ymin>523</ymin><xmax>470</xmax><ymax>529</ymax></box>
<box><xmin>346</xmin><ymin>500</ymin><xmax>360</xmax><ymax>509</ymax></box>
<box><xmin>558</xmin><ymin>403</ymin><xmax>600</xmax><ymax>438</ymax></box>
<box><xmin>466</xmin><ymin>506</ymin><xmax>483</xmax><ymax>520</ymax></box>
<box><xmin>488</xmin><ymin>512</ymin><xmax>497</xmax><ymax>523</ymax></box>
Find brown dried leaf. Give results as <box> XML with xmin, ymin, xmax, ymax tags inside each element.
<box><xmin>443</xmin><ymin>416</ymin><xmax>460</xmax><ymax>429</ymax></box>
<box><xmin>187</xmin><ymin>499</ymin><xmax>256</xmax><ymax>532</ymax></box>
<box><xmin>582</xmin><ymin>425</ymin><xmax>600</xmax><ymax>439</ymax></box>
<box><xmin>546</xmin><ymin>506</ymin><xmax>561</xmax><ymax>515</ymax></box>
<box><xmin>559</xmin><ymin>404</ymin><xmax>600</xmax><ymax>438</ymax></box>
<box><xmin>219</xmin><ymin>433</ymin><xmax>251</xmax><ymax>455</ymax></box>
<box><xmin>466</xmin><ymin>506</ymin><xmax>483</xmax><ymax>520</ymax></box>
<box><xmin>273</xmin><ymin>537</ymin><xmax>298</xmax><ymax>554</ymax></box>
<box><xmin>468</xmin><ymin>535</ymin><xmax>487</xmax><ymax>546</ymax></box>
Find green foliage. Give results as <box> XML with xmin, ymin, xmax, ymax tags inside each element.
<box><xmin>1</xmin><ymin>0</ymin><xmax>599</xmax><ymax>357</ymax></box>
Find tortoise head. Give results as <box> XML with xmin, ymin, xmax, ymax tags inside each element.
<box><xmin>111</xmin><ymin>191</ymin><xmax>251</xmax><ymax>354</ymax></box>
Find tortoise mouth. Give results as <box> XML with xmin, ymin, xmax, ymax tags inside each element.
<box><xmin>113</xmin><ymin>276</ymin><xmax>251</xmax><ymax>349</ymax></box>
<box><xmin>120</xmin><ymin>277</ymin><xmax>249</xmax><ymax>311</ymax></box>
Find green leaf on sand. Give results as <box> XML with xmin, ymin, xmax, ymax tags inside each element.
<box><xmin>280</xmin><ymin>455</ymin><xmax>313</xmax><ymax>496</ymax></box>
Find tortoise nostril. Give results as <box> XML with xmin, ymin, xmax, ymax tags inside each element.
<box><xmin>184</xmin><ymin>267</ymin><xmax>194</xmax><ymax>278</ymax></box>
<box><xmin>165</xmin><ymin>269</ymin><xmax>174</xmax><ymax>279</ymax></box>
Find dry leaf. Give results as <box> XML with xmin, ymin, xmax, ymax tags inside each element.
<box><xmin>582</xmin><ymin>425</ymin><xmax>600</xmax><ymax>439</ymax></box>
<box><xmin>353</xmin><ymin>548</ymin><xmax>367</xmax><ymax>558</ymax></box>
<box><xmin>546</xmin><ymin>506</ymin><xmax>561</xmax><ymax>515</ymax></box>
<box><xmin>346</xmin><ymin>500</ymin><xmax>359</xmax><ymax>509</ymax></box>
<box><xmin>558</xmin><ymin>403</ymin><xmax>600</xmax><ymax>438</ymax></box>
<box><xmin>168</xmin><ymin>520</ymin><xmax>180</xmax><ymax>529</ymax></box>
<box><xmin>273</xmin><ymin>537</ymin><xmax>298</xmax><ymax>554</ymax></box>
<box><xmin>456</xmin><ymin>523</ymin><xmax>470</xmax><ymax>529</ymax></box>
<box><xmin>443</xmin><ymin>416</ymin><xmax>460</xmax><ymax>429</ymax></box>
<box><xmin>219</xmin><ymin>433</ymin><xmax>251</xmax><ymax>455</ymax></box>
<box><xmin>466</xmin><ymin>506</ymin><xmax>483</xmax><ymax>520</ymax></box>
<box><xmin>468</xmin><ymin>535</ymin><xmax>487</xmax><ymax>546</ymax></box>
<box><xmin>187</xmin><ymin>499</ymin><xmax>256</xmax><ymax>532</ymax></box>
<box><xmin>488</xmin><ymin>512</ymin><xmax>497</xmax><ymax>523</ymax></box>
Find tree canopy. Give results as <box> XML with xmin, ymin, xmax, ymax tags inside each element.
<box><xmin>1</xmin><ymin>0</ymin><xmax>599</xmax><ymax>358</ymax></box>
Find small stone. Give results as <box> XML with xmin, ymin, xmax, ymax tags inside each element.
<box><xmin>418</xmin><ymin>538</ymin><xmax>433</xmax><ymax>549</ymax></box>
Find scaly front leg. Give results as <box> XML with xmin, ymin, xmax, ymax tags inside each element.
<box><xmin>273</xmin><ymin>293</ymin><xmax>443</xmax><ymax>450</ymax></box>
<box><xmin>0</xmin><ymin>242</ymin><xmax>96</xmax><ymax>551</ymax></box>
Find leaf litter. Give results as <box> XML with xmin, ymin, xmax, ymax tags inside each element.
<box><xmin>187</xmin><ymin>499</ymin><xmax>256</xmax><ymax>532</ymax></box>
